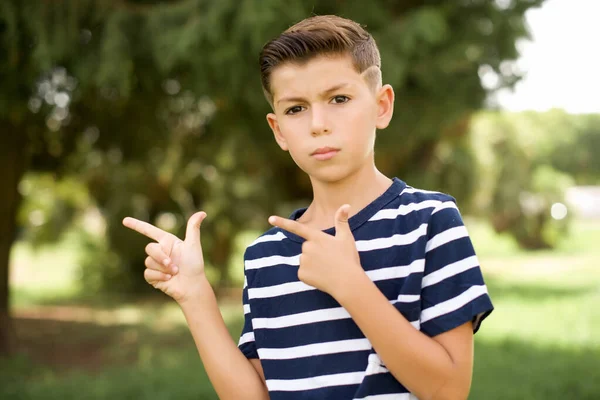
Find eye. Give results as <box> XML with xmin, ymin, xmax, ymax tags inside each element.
<box><xmin>331</xmin><ymin>95</ymin><xmax>350</xmax><ymax>104</ymax></box>
<box><xmin>285</xmin><ymin>106</ymin><xmax>305</xmax><ymax>115</ymax></box>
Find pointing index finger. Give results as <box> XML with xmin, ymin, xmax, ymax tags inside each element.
<box><xmin>268</xmin><ymin>216</ymin><xmax>318</xmax><ymax>241</ymax></box>
<box><xmin>122</xmin><ymin>217</ymin><xmax>168</xmax><ymax>242</ymax></box>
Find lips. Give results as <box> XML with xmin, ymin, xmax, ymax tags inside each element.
<box><xmin>311</xmin><ymin>147</ymin><xmax>340</xmax><ymax>161</ymax></box>
<box><xmin>311</xmin><ymin>147</ymin><xmax>339</xmax><ymax>155</ymax></box>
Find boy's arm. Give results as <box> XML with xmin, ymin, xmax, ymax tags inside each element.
<box><xmin>250</xmin><ymin>358</ymin><xmax>266</xmax><ymax>383</ymax></box>
<box><xmin>334</xmin><ymin>274</ymin><xmax>473</xmax><ymax>400</ymax></box>
<box><xmin>179</xmin><ymin>278</ymin><xmax>269</xmax><ymax>400</ymax></box>
<box><xmin>332</xmin><ymin>201</ymin><xmax>489</xmax><ymax>400</ymax></box>
<box><xmin>269</xmin><ymin>202</ymin><xmax>492</xmax><ymax>400</ymax></box>
<box><xmin>122</xmin><ymin>214</ymin><xmax>268</xmax><ymax>400</ymax></box>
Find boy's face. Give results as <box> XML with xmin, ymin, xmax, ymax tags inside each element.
<box><xmin>266</xmin><ymin>54</ymin><xmax>394</xmax><ymax>183</ymax></box>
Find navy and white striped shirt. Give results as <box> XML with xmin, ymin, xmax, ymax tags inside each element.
<box><xmin>238</xmin><ymin>178</ymin><xmax>493</xmax><ymax>399</ymax></box>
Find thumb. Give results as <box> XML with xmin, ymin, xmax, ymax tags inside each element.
<box><xmin>334</xmin><ymin>204</ymin><xmax>352</xmax><ymax>239</ymax></box>
<box><xmin>185</xmin><ymin>211</ymin><xmax>207</xmax><ymax>245</ymax></box>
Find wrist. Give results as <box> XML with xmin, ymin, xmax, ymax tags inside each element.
<box><xmin>177</xmin><ymin>276</ymin><xmax>215</xmax><ymax>309</ymax></box>
<box><xmin>331</xmin><ymin>264</ymin><xmax>370</xmax><ymax>305</ymax></box>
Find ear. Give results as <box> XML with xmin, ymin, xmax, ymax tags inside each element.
<box><xmin>375</xmin><ymin>84</ymin><xmax>395</xmax><ymax>130</ymax></box>
<box><xmin>266</xmin><ymin>113</ymin><xmax>289</xmax><ymax>151</ymax></box>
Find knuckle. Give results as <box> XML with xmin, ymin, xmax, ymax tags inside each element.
<box><xmin>144</xmin><ymin>256</ymin><xmax>153</xmax><ymax>268</ymax></box>
<box><xmin>297</xmin><ymin>268</ymin><xmax>310</xmax><ymax>285</ymax></box>
<box><xmin>159</xmin><ymin>242</ymin><xmax>170</xmax><ymax>255</ymax></box>
<box><xmin>145</xmin><ymin>243</ymin><xmax>154</xmax><ymax>254</ymax></box>
<box><xmin>302</xmin><ymin>241</ymin><xmax>313</xmax><ymax>252</ymax></box>
<box><xmin>163</xmin><ymin>239</ymin><xmax>179</xmax><ymax>255</ymax></box>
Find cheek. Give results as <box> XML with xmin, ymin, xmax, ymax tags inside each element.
<box><xmin>282</xmin><ymin>115</ymin><xmax>312</xmax><ymax>141</ymax></box>
<box><xmin>278</xmin><ymin>121</ymin><xmax>309</xmax><ymax>162</ymax></box>
<box><xmin>343</xmin><ymin>100</ymin><xmax>376</xmax><ymax>126</ymax></box>
<box><xmin>342</xmin><ymin>109</ymin><xmax>376</xmax><ymax>146</ymax></box>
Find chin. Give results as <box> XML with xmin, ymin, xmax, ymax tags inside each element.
<box><xmin>307</xmin><ymin>165</ymin><xmax>356</xmax><ymax>184</ymax></box>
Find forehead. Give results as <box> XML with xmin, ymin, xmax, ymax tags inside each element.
<box><xmin>270</xmin><ymin>54</ymin><xmax>365</xmax><ymax>100</ymax></box>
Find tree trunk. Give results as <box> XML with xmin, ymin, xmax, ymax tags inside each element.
<box><xmin>0</xmin><ymin>124</ymin><xmax>28</xmax><ymax>357</ymax></box>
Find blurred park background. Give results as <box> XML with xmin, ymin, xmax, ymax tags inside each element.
<box><xmin>1</xmin><ymin>0</ymin><xmax>599</xmax><ymax>399</ymax></box>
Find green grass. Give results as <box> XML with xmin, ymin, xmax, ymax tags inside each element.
<box><xmin>0</xmin><ymin>323</ymin><xmax>224</xmax><ymax>400</ymax></box>
<box><xmin>3</xmin><ymin>219</ymin><xmax>600</xmax><ymax>399</ymax></box>
<box><xmin>467</xmin><ymin>219</ymin><xmax>600</xmax><ymax>399</ymax></box>
<box><xmin>0</xmin><ymin>300</ymin><xmax>243</xmax><ymax>400</ymax></box>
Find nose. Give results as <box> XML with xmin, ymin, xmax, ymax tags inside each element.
<box><xmin>310</xmin><ymin>105</ymin><xmax>331</xmax><ymax>137</ymax></box>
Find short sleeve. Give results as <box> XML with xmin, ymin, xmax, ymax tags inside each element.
<box><xmin>419</xmin><ymin>199</ymin><xmax>494</xmax><ymax>337</ymax></box>
<box><xmin>238</xmin><ymin>274</ymin><xmax>258</xmax><ymax>359</ymax></box>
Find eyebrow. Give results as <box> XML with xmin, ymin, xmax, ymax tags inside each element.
<box><xmin>276</xmin><ymin>83</ymin><xmax>352</xmax><ymax>105</ymax></box>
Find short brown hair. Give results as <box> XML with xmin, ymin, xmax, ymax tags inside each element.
<box><xmin>259</xmin><ymin>15</ymin><xmax>382</xmax><ymax>107</ymax></box>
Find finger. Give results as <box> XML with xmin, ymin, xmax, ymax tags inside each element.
<box><xmin>185</xmin><ymin>212</ymin><xmax>207</xmax><ymax>245</ymax></box>
<box><xmin>145</xmin><ymin>255</ymin><xmax>174</xmax><ymax>275</ymax></box>
<box><xmin>268</xmin><ymin>216</ymin><xmax>317</xmax><ymax>241</ymax></box>
<box><xmin>144</xmin><ymin>268</ymin><xmax>172</xmax><ymax>284</ymax></box>
<box><xmin>334</xmin><ymin>204</ymin><xmax>352</xmax><ymax>239</ymax></box>
<box><xmin>145</xmin><ymin>244</ymin><xmax>178</xmax><ymax>275</ymax></box>
<box><xmin>123</xmin><ymin>217</ymin><xmax>168</xmax><ymax>242</ymax></box>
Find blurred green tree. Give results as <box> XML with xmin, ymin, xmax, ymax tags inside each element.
<box><xmin>544</xmin><ymin>112</ymin><xmax>600</xmax><ymax>185</ymax></box>
<box><xmin>0</xmin><ymin>0</ymin><xmax>543</xmax><ymax>355</ymax></box>
<box><xmin>468</xmin><ymin>109</ymin><xmax>600</xmax><ymax>249</ymax></box>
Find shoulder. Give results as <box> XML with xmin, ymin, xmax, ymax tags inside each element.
<box><xmin>242</xmin><ymin>226</ymin><xmax>299</xmax><ymax>288</ymax></box>
<box><xmin>402</xmin><ymin>185</ymin><xmax>461</xmax><ymax>217</ymax></box>
<box><xmin>399</xmin><ymin>186</ymin><xmax>467</xmax><ymax>243</ymax></box>
<box><xmin>398</xmin><ymin>184</ymin><xmax>457</xmax><ymax>207</ymax></box>
<box><xmin>243</xmin><ymin>206</ymin><xmax>307</xmax><ymax>261</ymax></box>
<box><xmin>243</xmin><ymin>226</ymin><xmax>287</xmax><ymax>260</ymax></box>
<box><xmin>373</xmin><ymin>183</ymin><xmax>460</xmax><ymax>227</ymax></box>
<box><xmin>397</xmin><ymin>186</ymin><xmax>473</xmax><ymax>256</ymax></box>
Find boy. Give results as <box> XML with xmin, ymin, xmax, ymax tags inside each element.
<box><xmin>123</xmin><ymin>15</ymin><xmax>493</xmax><ymax>400</ymax></box>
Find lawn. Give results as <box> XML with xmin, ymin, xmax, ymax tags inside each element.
<box><xmin>468</xmin><ymin>220</ymin><xmax>600</xmax><ymax>400</ymax></box>
<box><xmin>2</xmin><ymin>220</ymin><xmax>599</xmax><ymax>399</ymax></box>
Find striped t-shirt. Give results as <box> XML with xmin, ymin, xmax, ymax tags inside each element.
<box><xmin>238</xmin><ymin>178</ymin><xmax>494</xmax><ymax>399</ymax></box>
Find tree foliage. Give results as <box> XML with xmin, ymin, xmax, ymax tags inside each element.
<box><xmin>0</xmin><ymin>0</ymin><xmax>544</xmax><ymax>355</ymax></box>
<box><xmin>469</xmin><ymin>109</ymin><xmax>600</xmax><ymax>249</ymax></box>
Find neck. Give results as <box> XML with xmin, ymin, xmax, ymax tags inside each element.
<box><xmin>302</xmin><ymin>163</ymin><xmax>392</xmax><ymax>230</ymax></box>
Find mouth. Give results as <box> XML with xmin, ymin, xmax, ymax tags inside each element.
<box><xmin>311</xmin><ymin>147</ymin><xmax>340</xmax><ymax>161</ymax></box>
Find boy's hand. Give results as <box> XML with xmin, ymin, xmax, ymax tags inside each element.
<box><xmin>268</xmin><ymin>205</ymin><xmax>363</xmax><ymax>297</ymax></box>
<box><xmin>122</xmin><ymin>212</ymin><xmax>208</xmax><ymax>304</ymax></box>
